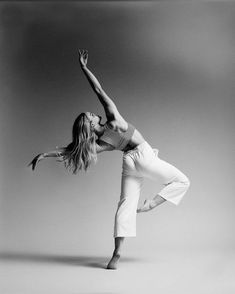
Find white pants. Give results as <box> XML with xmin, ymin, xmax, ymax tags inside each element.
<box><xmin>114</xmin><ymin>141</ymin><xmax>190</xmax><ymax>237</ymax></box>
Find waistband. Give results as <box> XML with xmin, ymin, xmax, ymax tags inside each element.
<box><xmin>123</xmin><ymin>141</ymin><xmax>149</xmax><ymax>155</ymax></box>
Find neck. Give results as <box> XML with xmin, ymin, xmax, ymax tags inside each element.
<box><xmin>94</xmin><ymin>124</ymin><xmax>105</xmax><ymax>136</ymax></box>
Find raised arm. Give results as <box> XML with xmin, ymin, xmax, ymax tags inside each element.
<box><xmin>78</xmin><ymin>49</ymin><xmax>120</xmax><ymax>120</ymax></box>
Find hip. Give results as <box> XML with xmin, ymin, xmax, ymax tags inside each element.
<box><xmin>122</xmin><ymin>141</ymin><xmax>189</xmax><ymax>184</ymax></box>
<box><xmin>123</xmin><ymin>141</ymin><xmax>159</xmax><ymax>163</ymax></box>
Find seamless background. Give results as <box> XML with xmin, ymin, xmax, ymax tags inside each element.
<box><xmin>0</xmin><ymin>1</ymin><xmax>235</xmax><ymax>293</ymax></box>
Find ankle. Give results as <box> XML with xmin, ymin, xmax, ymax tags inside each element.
<box><xmin>113</xmin><ymin>251</ymin><xmax>121</xmax><ymax>257</ymax></box>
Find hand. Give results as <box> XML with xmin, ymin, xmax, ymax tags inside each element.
<box><xmin>27</xmin><ymin>153</ymin><xmax>44</xmax><ymax>171</ymax></box>
<box><xmin>78</xmin><ymin>49</ymin><xmax>88</xmax><ymax>67</ymax></box>
<box><xmin>137</xmin><ymin>199</ymin><xmax>153</xmax><ymax>213</ymax></box>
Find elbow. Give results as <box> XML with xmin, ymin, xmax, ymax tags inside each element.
<box><xmin>95</xmin><ymin>86</ymin><xmax>103</xmax><ymax>95</ymax></box>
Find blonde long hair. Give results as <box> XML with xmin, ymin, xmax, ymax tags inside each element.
<box><xmin>61</xmin><ymin>113</ymin><xmax>98</xmax><ymax>174</ymax></box>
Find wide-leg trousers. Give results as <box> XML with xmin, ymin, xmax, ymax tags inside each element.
<box><xmin>113</xmin><ymin>141</ymin><xmax>190</xmax><ymax>237</ymax></box>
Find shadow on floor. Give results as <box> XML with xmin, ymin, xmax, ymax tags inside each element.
<box><xmin>0</xmin><ymin>251</ymin><xmax>141</xmax><ymax>269</ymax></box>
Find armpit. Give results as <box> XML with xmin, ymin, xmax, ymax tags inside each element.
<box><xmin>96</xmin><ymin>140</ymin><xmax>115</xmax><ymax>153</ymax></box>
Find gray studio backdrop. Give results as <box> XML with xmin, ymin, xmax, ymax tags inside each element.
<box><xmin>0</xmin><ymin>1</ymin><xmax>234</xmax><ymax>256</ymax></box>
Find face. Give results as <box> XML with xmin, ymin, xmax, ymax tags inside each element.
<box><xmin>85</xmin><ymin>112</ymin><xmax>102</xmax><ymax>127</ymax></box>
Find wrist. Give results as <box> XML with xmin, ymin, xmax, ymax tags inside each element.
<box><xmin>81</xmin><ymin>64</ymin><xmax>87</xmax><ymax>70</ymax></box>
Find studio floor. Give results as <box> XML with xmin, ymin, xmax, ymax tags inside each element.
<box><xmin>1</xmin><ymin>248</ymin><xmax>234</xmax><ymax>294</ymax></box>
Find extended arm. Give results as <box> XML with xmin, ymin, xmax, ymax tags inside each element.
<box><xmin>78</xmin><ymin>49</ymin><xmax>120</xmax><ymax>120</ymax></box>
<box><xmin>43</xmin><ymin>147</ymin><xmax>65</xmax><ymax>158</ymax></box>
<box><xmin>28</xmin><ymin>147</ymin><xmax>65</xmax><ymax>171</ymax></box>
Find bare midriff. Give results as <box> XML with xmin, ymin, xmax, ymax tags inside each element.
<box><xmin>122</xmin><ymin>129</ymin><xmax>145</xmax><ymax>152</ymax></box>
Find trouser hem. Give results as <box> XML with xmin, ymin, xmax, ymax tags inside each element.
<box><xmin>113</xmin><ymin>235</ymin><xmax>136</xmax><ymax>238</ymax></box>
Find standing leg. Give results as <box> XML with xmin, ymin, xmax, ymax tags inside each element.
<box><xmin>107</xmin><ymin>173</ymin><xmax>143</xmax><ymax>270</ymax></box>
<box><xmin>107</xmin><ymin>237</ymin><xmax>124</xmax><ymax>270</ymax></box>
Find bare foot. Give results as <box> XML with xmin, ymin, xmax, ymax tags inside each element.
<box><xmin>137</xmin><ymin>199</ymin><xmax>153</xmax><ymax>213</ymax></box>
<box><xmin>106</xmin><ymin>253</ymin><xmax>121</xmax><ymax>270</ymax></box>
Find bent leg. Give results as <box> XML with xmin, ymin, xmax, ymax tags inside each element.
<box><xmin>137</xmin><ymin>194</ymin><xmax>166</xmax><ymax>213</ymax></box>
<box><xmin>158</xmin><ymin>179</ymin><xmax>190</xmax><ymax>205</ymax></box>
<box><xmin>140</xmin><ymin>154</ymin><xmax>191</xmax><ymax>206</ymax></box>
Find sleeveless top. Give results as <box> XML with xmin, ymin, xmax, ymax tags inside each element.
<box><xmin>99</xmin><ymin>122</ymin><xmax>135</xmax><ymax>151</ymax></box>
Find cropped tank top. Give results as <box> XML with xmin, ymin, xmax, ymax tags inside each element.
<box><xmin>99</xmin><ymin>122</ymin><xmax>135</xmax><ymax>151</ymax></box>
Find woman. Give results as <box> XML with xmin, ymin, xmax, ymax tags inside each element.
<box><xmin>28</xmin><ymin>49</ymin><xmax>190</xmax><ymax>270</ymax></box>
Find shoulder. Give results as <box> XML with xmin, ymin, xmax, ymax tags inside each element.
<box><xmin>106</xmin><ymin>117</ymin><xmax>128</xmax><ymax>132</ymax></box>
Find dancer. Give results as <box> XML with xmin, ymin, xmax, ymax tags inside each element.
<box><xmin>28</xmin><ymin>49</ymin><xmax>190</xmax><ymax>270</ymax></box>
